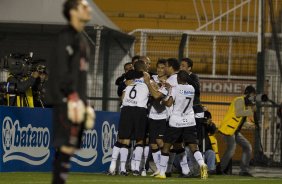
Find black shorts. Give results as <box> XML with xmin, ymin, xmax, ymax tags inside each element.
<box><xmin>118</xmin><ymin>106</ymin><xmax>148</xmax><ymax>140</ymax></box>
<box><xmin>52</xmin><ymin>103</ymin><xmax>84</xmax><ymax>148</ymax></box>
<box><xmin>148</xmin><ymin>118</ymin><xmax>167</xmax><ymax>144</ymax></box>
<box><xmin>164</xmin><ymin>125</ymin><xmax>198</xmax><ymax>145</ymax></box>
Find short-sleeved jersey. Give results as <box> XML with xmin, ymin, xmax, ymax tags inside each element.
<box><xmin>169</xmin><ymin>84</ymin><xmax>196</xmax><ymax>128</ymax></box>
<box><xmin>149</xmin><ymin>75</ymin><xmax>168</xmax><ymax>120</ymax></box>
<box><xmin>122</xmin><ymin>78</ymin><xmax>149</xmax><ymax>108</ymax></box>
<box><xmin>166</xmin><ymin>73</ymin><xmax>178</xmax><ymax>87</ymax></box>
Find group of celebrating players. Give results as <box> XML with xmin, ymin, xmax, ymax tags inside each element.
<box><xmin>107</xmin><ymin>56</ymin><xmax>209</xmax><ymax>179</ymax></box>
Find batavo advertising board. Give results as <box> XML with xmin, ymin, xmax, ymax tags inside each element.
<box><xmin>0</xmin><ymin>106</ymin><xmax>119</xmax><ymax>172</ymax></box>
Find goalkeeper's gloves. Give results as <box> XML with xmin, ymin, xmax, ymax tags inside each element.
<box><xmin>67</xmin><ymin>92</ymin><xmax>85</xmax><ymax>124</ymax></box>
<box><xmin>85</xmin><ymin>106</ymin><xmax>96</xmax><ymax>129</ymax></box>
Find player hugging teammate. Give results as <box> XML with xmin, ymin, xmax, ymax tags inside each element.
<box><xmin>108</xmin><ymin>57</ymin><xmax>208</xmax><ymax>179</ymax></box>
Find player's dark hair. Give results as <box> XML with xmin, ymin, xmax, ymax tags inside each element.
<box><xmin>166</xmin><ymin>58</ymin><xmax>180</xmax><ymax>71</ymax></box>
<box><xmin>131</xmin><ymin>55</ymin><xmax>140</xmax><ymax>63</ymax></box>
<box><xmin>123</xmin><ymin>62</ymin><xmax>132</xmax><ymax>70</ymax></box>
<box><xmin>63</xmin><ymin>0</ymin><xmax>81</xmax><ymax>21</ymax></box>
<box><xmin>177</xmin><ymin>70</ymin><xmax>189</xmax><ymax>84</ymax></box>
<box><xmin>244</xmin><ymin>85</ymin><xmax>256</xmax><ymax>95</ymax></box>
<box><xmin>181</xmin><ymin>57</ymin><xmax>193</xmax><ymax>68</ymax></box>
<box><xmin>134</xmin><ymin>60</ymin><xmax>146</xmax><ymax>72</ymax></box>
<box><xmin>156</xmin><ymin>58</ymin><xmax>167</xmax><ymax>67</ymax></box>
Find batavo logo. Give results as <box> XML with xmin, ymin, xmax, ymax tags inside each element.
<box><xmin>101</xmin><ymin>121</ymin><xmax>118</xmax><ymax>164</ymax></box>
<box><xmin>71</xmin><ymin>129</ymin><xmax>98</xmax><ymax>166</ymax></box>
<box><xmin>2</xmin><ymin>116</ymin><xmax>50</xmax><ymax>165</ymax></box>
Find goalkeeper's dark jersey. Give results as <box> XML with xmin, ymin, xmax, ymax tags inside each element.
<box><xmin>49</xmin><ymin>25</ymin><xmax>90</xmax><ymax>105</ymax></box>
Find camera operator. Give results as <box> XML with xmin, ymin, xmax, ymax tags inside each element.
<box><xmin>32</xmin><ymin>65</ymin><xmax>48</xmax><ymax>107</ymax></box>
<box><xmin>219</xmin><ymin>85</ymin><xmax>257</xmax><ymax>176</ymax></box>
<box><xmin>6</xmin><ymin>69</ymin><xmax>39</xmax><ymax>107</ymax></box>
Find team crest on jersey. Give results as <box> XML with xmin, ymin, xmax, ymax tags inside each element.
<box><xmin>66</xmin><ymin>45</ymin><xmax>74</xmax><ymax>55</ymax></box>
<box><xmin>71</xmin><ymin>129</ymin><xmax>98</xmax><ymax>166</ymax></box>
<box><xmin>2</xmin><ymin>116</ymin><xmax>50</xmax><ymax>165</ymax></box>
<box><xmin>101</xmin><ymin>121</ymin><xmax>118</xmax><ymax>164</ymax></box>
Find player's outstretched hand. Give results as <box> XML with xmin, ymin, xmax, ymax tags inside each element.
<box><xmin>143</xmin><ymin>72</ymin><xmax>151</xmax><ymax>84</ymax></box>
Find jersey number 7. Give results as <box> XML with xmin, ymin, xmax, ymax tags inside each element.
<box><xmin>183</xmin><ymin>97</ymin><xmax>192</xmax><ymax>114</ymax></box>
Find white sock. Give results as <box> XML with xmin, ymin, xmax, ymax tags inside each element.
<box><xmin>159</xmin><ymin>154</ymin><xmax>169</xmax><ymax>176</ymax></box>
<box><xmin>166</xmin><ymin>152</ymin><xmax>175</xmax><ymax>173</ymax></box>
<box><xmin>194</xmin><ymin>151</ymin><xmax>205</xmax><ymax>166</ymax></box>
<box><xmin>120</xmin><ymin>148</ymin><xmax>129</xmax><ymax>172</ymax></box>
<box><xmin>109</xmin><ymin>146</ymin><xmax>120</xmax><ymax>172</ymax></box>
<box><xmin>131</xmin><ymin>148</ymin><xmax>136</xmax><ymax>171</ymax></box>
<box><xmin>178</xmin><ymin>152</ymin><xmax>190</xmax><ymax>175</ymax></box>
<box><xmin>152</xmin><ymin>150</ymin><xmax>161</xmax><ymax>171</ymax></box>
<box><xmin>134</xmin><ymin>146</ymin><xmax>143</xmax><ymax>171</ymax></box>
<box><xmin>142</xmin><ymin>146</ymin><xmax>149</xmax><ymax>170</ymax></box>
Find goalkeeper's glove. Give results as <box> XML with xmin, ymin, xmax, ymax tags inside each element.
<box><xmin>67</xmin><ymin>92</ymin><xmax>85</xmax><ymax>124</ymax></box>
<box><xmin>85</xmin><ymin>106</ymin><xmax>96</xmax><ymax>129</ymax></box>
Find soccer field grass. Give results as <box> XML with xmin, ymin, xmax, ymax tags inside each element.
<box><xmin>0</xmin><ymin>173</ymin><xmax>282</xmax><ymax>184</ymax></box>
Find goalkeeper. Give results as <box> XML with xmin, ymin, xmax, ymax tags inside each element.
<box><xmin>49</xmin><ymin>1</ymin><xmax>95</xmax><ymax>183</ymax></box>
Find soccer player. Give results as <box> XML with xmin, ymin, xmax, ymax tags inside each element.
<box><xmin>163</xmin><ymin>58</ymin><xmax>190</xmax><ymax>177</ymax></box>
<box><xmin>50</xmin><ymin>1</ymin><xmax>95</xmax><ymax>183</ymax></box>
<box><xmin>180</xmin><ymin>58</ymin><xmax>205</xmax><ymax>146</ymax></box>
<box><xmin>156</xmin><ymin>70</ymin><xmax>208</xmax><ymax>179</ymax></box>
<box><xmin>143</xmin><ymin>59</ymin><xmax>168</xmax><ymax>176</ymax></box>
<box><xmin>108</xmin><ymin>60</ymin><xmax>149</xmax><ymax>176</ymax></box>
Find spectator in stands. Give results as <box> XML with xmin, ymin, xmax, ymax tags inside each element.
<box><xmin>219</xmin><ymin>85</ymin><xmax>256</xmax><ymax>177</ymax></box>
<box><xmin>50</xmin><ymin>1</ymin><xmax>95</xmax><ymax>183</ymax></box>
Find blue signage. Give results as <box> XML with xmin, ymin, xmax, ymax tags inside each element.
<box><xmin>0</xmin><ymin>106</ymin><xmax>119</xmax><ymax>172</ymax></box>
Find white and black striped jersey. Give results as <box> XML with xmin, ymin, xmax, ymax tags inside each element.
<box><xmin>122</xmin><ymin>78</ymin><xmax>149</xmax><ymax>108</ymax></box>
<box><xmin>149</xmin><ymin>75</ymin><xmax>168</xmax><ymax>120</ymax></box>
<box><xmin>169</xmin><ymin>84</ymin><xmax>196</xmax><ymax>128</ymax></box>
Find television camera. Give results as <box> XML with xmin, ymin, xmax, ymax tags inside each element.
<box><xmin>0</xmin><ymin>52</ymin><xmax>47</xmax><ymax>94</ymax></box>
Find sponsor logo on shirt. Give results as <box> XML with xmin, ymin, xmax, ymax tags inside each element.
<box><xmin>134</xmin><ymin>79</ymin><xmax>144</xmax><ymax>83</ymax></box>
<box><xmin>179</xmin><ymin>89</ymin><xmax>194</xmax><ymax>95</ymax></box>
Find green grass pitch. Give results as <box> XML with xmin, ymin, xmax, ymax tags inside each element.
<box><xmin>0</xmin><ymin>173</ymin><xmax>281</xmax><ymax>184</ymax></box>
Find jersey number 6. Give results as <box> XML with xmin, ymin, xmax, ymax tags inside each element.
<box><xmin>129</xmin><ymin>85</ymin><xmax>137</xmax><ymax>99</ymax></box>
